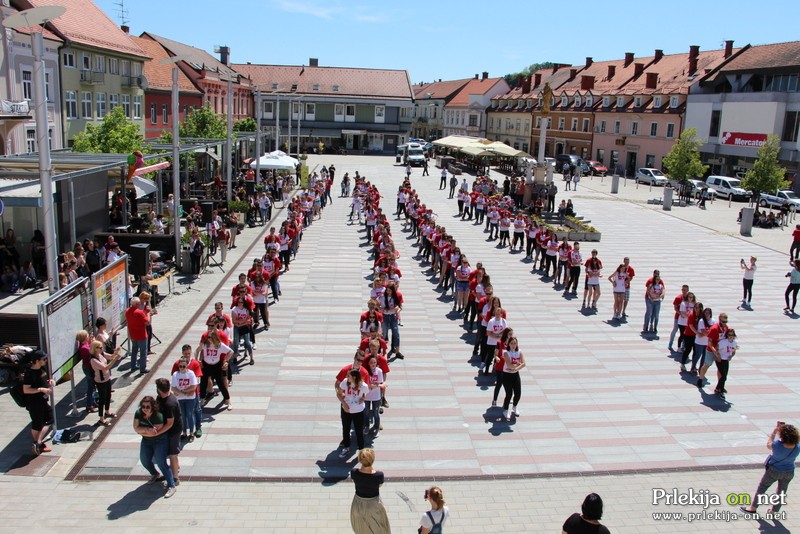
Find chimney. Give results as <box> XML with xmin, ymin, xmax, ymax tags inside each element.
<box><xmin>475</xmin><ymin>73</ymin><xmax>479</xmax><ymax>79</ymax></box>
<box><xmin>634</xmin><ymin>63</ymin><xmax>644</xmax><ymax>77</ymax></box>
<box><xmin>534</xmin><ymin>73</ymin><xmax>542</xmax><ymax>87</ymax></box>
<box><xmin>552</xmin><ymin>64</ymin><xmax>560</xmax><ymax>74</ymax></box>
<box><xmin>624</xmin><ymin>52</ymin><xmax>634</xmax><ymax>67</ymax></box>
<box><xmin>607</xmin><ymin>65</ymin><xmax>616</xmax><ymax>79</ymax></box>
<box><xmin>522</xmin><ymin>76</ymin><xmax>532</xmax><ymax>94</ymax></box>
<box><xmin>585</xmin><ymin>57</ymin><xmax>593</xmax><ymax>68</ymax></box>
<box><xmin>309</xmin><ymin>58</ymin><xmax>318</xmax><ymax>67</ymax></box>
<box><xmin>482</xmin><ymin>71</ymin><xmax>489</xmax><ymax>80</ymax></box>
<box><xmin>581</xmin><ymin>75</ymin><xmax>595</xmax><ymax>91</ymax></box>
<box><xmin>120</xmin><ymin>25</ymin><xmax>129</xmax><ymax>34</ymax></box>
<box><xmin>219</xmin><ymin>45</ymin><xmax>230</xmax><ymax>67</ymax></box>
<box><xmin>438</xmin><ymin>79</ymin><xmax>441</xmax><ymax>82</ymax></box>
<box><xmin>516</xmin><ymin>75</ymin><xmax>523</xmax><ymax>88</ymax></box>
<box><xmin>645</xmin><ymin>72</ymin><xmax>658</xmax><ymax>89</ymax></box>
<box><xmin>569</xmin><ymin>68</ymin><xmax>577</xmax><ymax>80</ymax></box>
<box><xmin>688</xmin><ymin>45</ymin><xmax>699</xmax><ymax>76</ymax></box>
<box><xmin>654</xmin><ymin>49</ymin><xmax>663</xmax><ymax>61</ymax></box>
<box><xmin>724</xmin><ymin>40</ymin><xmax>734</xmax><ymax>58</ymax></box>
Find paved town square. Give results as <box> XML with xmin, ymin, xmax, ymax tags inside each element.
<box><xmin>0</xmin><ymin>155</ymin><xmax>798</xmax><ymax>532</ymax></box>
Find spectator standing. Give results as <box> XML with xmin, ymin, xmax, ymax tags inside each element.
<box><xmin>349</xmin><ymin>448</ymin><xmax>391</xmax><ymax>534</ymax></box>
<box><xmin>125</xmin><ymin>297</ymin><xmax>150</xmax><ymax>375</ymax></box>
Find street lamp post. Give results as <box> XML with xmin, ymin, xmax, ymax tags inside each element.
<box><xmin>255</xmin><ymin>90</ymin><xmax>262</xmax><ymax>182</ymax></box>
<box><xmin>3</xmin><ymin>5</ymin><xmax>66</xmax><ymax>295</ymax></box>
<box><xmin>226</xmin><ymin>76</ymin><xmax>233</xmax><ymax>202</ymax></box>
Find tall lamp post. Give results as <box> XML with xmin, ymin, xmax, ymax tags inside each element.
<box><xmin>225</xmin><ymin>75</ymin><xmax>233</xmax><ymax>202</ymax></box>
<box><xmin>3</xmin><ymin>5</ymin><xmax>66</xmax><ymax>295</ymax></box>
<box><xmin>160</xmin><ymin>54</ymin><xmax>192</xmax><ymax>271</ymax></box>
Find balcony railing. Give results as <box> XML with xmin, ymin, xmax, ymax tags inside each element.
<box><xmin>80</xmin><ymin>70</ymin><xmax>104</xmax><ymax>84</ymax></box>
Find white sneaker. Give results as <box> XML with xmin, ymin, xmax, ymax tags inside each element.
<box><xmin>252</xmin><ymin>343</ymin><xmax>257</xmax><ymax>350</ymax></box>
<box><xmin>512</xmin><ymin>406</ymin><xmax>520</xmax><ymax>417</ymax></box>
<box><xmin>502</xmin><ymin>410</ymin><xmax>510</xmax><ymax>420</ymax></box>
<box><xmin>164</xmin><ymin>486</ymin><xmax>177</xmax><ymax>499</ymax></box>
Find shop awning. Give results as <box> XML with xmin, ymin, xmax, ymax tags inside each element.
<box><xmin>460</xmin><ymin>146</ymin><xmax>493</xmax><ymax>157</ymax></box>
<box><xmin>486</xmin><ymin>142</ymin><xmax>528</xmax><ymax>158</ymax></box>
<box><xmin>342</xmin><ymin>129</ymin><xmax>367</xmax><ymax>135</ymax></box>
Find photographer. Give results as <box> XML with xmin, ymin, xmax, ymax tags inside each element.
<box><xmin>22</xmin><ymin>351</ymin><xmax>55</xmax><ymax>455</ymax></box>
<box><xmin>742</xmin><ymin>422</ymin><xmax>800</xmax><ymax>516</ymax></box>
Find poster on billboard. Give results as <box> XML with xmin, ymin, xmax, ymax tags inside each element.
<box><xmin>92</xmin><ymin>255</ymin><xmax>128</xmax><ymax>333</ymax></box>
<box><xmin>37</xmin><ymin>277</ymin><xmax>93</xmax><ymax>382</ymax></box>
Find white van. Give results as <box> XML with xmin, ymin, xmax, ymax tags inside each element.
<box><xmin>705</xmin><ymin>175</ymin><xmax>749</xmax><ymax>201</ymax></box>
<box><xmin>399</xmin><ymin>143</ymin><xmax>426</xmax><ymax>166</ymax></box>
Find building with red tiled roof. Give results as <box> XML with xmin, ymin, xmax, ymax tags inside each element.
<box><xmin>686</xmin><ymin>41</ymin><xmax>800</xmax><ymax>183</ymax></box>
<box><xmin>141</xmin><ymin>33</ymin><xmax>252</xmax><ymax>123</ymax></box>
<box><xmin>443</xmin><ymin>73</ymin><xmax>510</xmax><ymax>139</ymax></box>
<box><xmin>232</xmin><ymin>60</ymin><xmax>414</xmax><ymax>154</ymax></box>
<box><xmin>0</xmin><ymin>4</ymin><xmax>64</xmax><ymax>155</ymax></box>
<box><xmin>593</xmin><ymin>44</ymin><xmax>736</xmax><ymax>175</ymax></box>
<box><xmin>13</xmin><ymin>0</ymin><xmax>150</xmax><ymax>143</ymax></box>
<box><xmin>411</xmin><ymin>78</ymin><xmax>472</xmax><ymax>140</ymax></box>
<box><xmin>130</xmin><ymin>36</ymin><xmax>203</xmax><ymax>139</ymax></box>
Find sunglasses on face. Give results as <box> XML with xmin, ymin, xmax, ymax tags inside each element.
<box><xmin>141</xmin><ymin>405</ymin><xmax>152</xmax><ymax>410</ymax></box>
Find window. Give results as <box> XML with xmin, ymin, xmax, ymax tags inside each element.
<box><xmin>505</xmin><ymin>119</ymin><xmax>512</xmax><ymax>131</ymax></box>
<box><xmin>489</xmin><ymin>117</ymin><xmax>494</xmax><ymax>130</ymax></box>
<box><xmin>271</xmin><ymin>83</ymin><xmax>278</xmax><ymax>90</ymax></box>
<box><xmin>630</xmin><ymin>121</ymin><xmax>639</xmax><ymax>135</ymax></box>
<box><xmin>107</xmin><ymin>58</ymin><xmax>118</xmax><ymax>75</ymax></box>
<box><xmin>709</xmin><ymin>110</ymin><xmax>721</xmax><ymax>137</ymax></box>
<box><xmin>305</xmin><ymin>102</ymin><xmax>315</xmax><ymax>121</ymax></box>
<box><xmin>21</xmin><ymin>70</ymin><xmax>32</xmax><ymax>100</ymax></box>
<box><xmin>121</xmin><ymin>60</ymin><xmax>130</xmax><ymax>77</ymax></box>
<box><xmin>599</xmin><ymin>120</ymin><xmax>606</xmax><ymax>133</ymax></box>
<box><xmin>82</xmin><ymin>53</ymin><xmax>91</xmax><ymax>70</ymax></box>
<box><xmin>654</xmin><ymin>96</ymin><xmax>662</xmax><ymax>108</ymax></box>
<box><xmin>645</xmin><ymin>154</ymin><xmax>656</xmax><ymax>168</ymax></box>
<box><xmin>524</xmin><ymin>119</ymin><xmax>530</xmax><ymax>134</ymax></box>
<box><xmin>63</xmin><ymin>51</ymin><xmax>76</xmax><ymax>68</ymax></box>
<box><xmin>345</xmin><ymin>104</ymin><xmax>355</xmax><ymax>122</ymax></box>
<box><xmin>94</xmin><ymin>55</ymin><xmax>105</xmax><ymax>72</ymax></box>
<box><xmin>334</xmin><ymin>103</ymin><xmax>344</xmax><ymax>122</ymax></box>
<box><xmin>312</xmin><ymin>84</ymin><xmax>319</xmax><ymax>91</ymax></box>
<box><xmin>163</xmin><ymin>104</ymin><xmax>168</xmax><ymax>124</ymax></box>
<box><xmin>783</xmin><ymin>111</ymin><xmax>800</xmax><ymax>142</ymax></box>
<box><xmin>133</xmin><ymin>95</ymin><xmax>142</xmax><ymax>118</ymax></box>
<box><xmin>574</xmin><ymin>95</ymin><xmax>581</xmax><ymax>106</ymax></box>
<box><xmin>571</xmin><ymin>118</ymin><xmax>578</xmax><ymax>131</ymax></box>
<box><xmin>670</xmin><ymin>96</ymin><xmax>679</xmax><ymax>108</ymax></box>
<box><xmin>586</xmin><ymin>96</ymin><xmax>593</xmax><ymax>107</ymax></box>
<box><xmin>583</xmin><ymin>118</ymin><xmax>590</xmax><ymax>133</ymax></box>
<box><xmin>603</xmin><ymin>96</ymin><xmax>610</xmax><ymax>107</ymax></box>
<box><xmin>561</xmin><ymin>96</ymin><xmax>568</xmax><ymax>106</ymax></box>
<box><xmin>65</xmin><ymin>91</ymin><xmax>77</xmax><ymax>119</ymax></box>
<box><xmin>514</xmin><ymin>119</ymin><xmax>520</xmax><ymax>132</ymax></box>
<box><xmin>150</xmin><ymin>103</ymin><xmax>157</xmax><ymax>124</ymax></box>
<box><xmin>374</xmin><ymin>105</ymin><xmax>385</xmax><ymax>124</ymax></box>
<box><xmin>332</xmin><ymin>85</ymin><xmax>340</xmax><ymax>92</ymax></box>
<box><xmin>291</xmin><ymin>102</ymin><xmax>300</xmax><ymax>120</ymax></box>
<box><xmin>82</xmin><ymin>91</ymin><xmax>92</xmax><ymax>118</ymax></box>
<box><xmin>122</xmin><ymin>94</ymin><xmax>131</xmax><ymax>117</ymax></box>
<box><xmin>45</xmin><ymin>72</ymin><xmax>51</xmax><ymax>101</ymax></box>
<box><xmin>634</xmin><ymin>97</ymin><xmax>642</xmax><ymax>107</ymax></box>
<box><xmin>262</xmin><ymin>100</ymin><xmax>273</xmax><ymax>119</ymax></box>
<box><xmin>650</xmin><ymin>122</ymin><xmax>658</xmax><ymax>137</ymax></box>
<box><xmin>558</xmin><ymin>118</ymin><xmax>565</xmax><ymax>130</ymax></box>
<box><xmin>95</xmin><ymin>92</ymin><xmax>106</xmax><ymax>117</ymax></box>
<box><xmin>470</xmin><ymin>115</ymin><xmax>479</xmax><ymax>127</ymax></box>
<box><xmin>666</xmin><ymin>123</ymin><xmax>675</xmax><ymax>138</ymax></box>
<box><xmin>536</xmin><ymin>117</ymin><xmax>541</xmax><ymax>128</ymax></box>
<box><xmin>613</xmin><ymin>121</ymin><xmax>621</xmax><ymax>134</ymax></box>
<box><xmin>616</xmin><ymin>96</ymin><xmax>624</xmax><ymax>107</ymax></box>
<box><xmin>131</xmin><ymin>63</ymin><xmax>142</xmax><ymax>77</ymax></box>
<box><xmin>26</xmin><ymin>129</ymin><xmax>36</xmax><ymax>153</ymax></box>
<box><xmin>109</xmin><ymin>93</ymin><xmax>119</xmax><ymax>112</ymax></box>
<box><xmin>597</xmin><ymin>148</ymin><xmax>605</xmax><ymax>163</ymax></box>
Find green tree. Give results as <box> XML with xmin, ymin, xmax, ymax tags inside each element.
<box><xmin>741</xmin><ymin>134</ymin><xmax>788</xmax><ymax>194</ymax></box>
<box><xmin>504</xmin><ymin>62</ymin><xmax>555</xmax><ymax>87</ymax></box>
<box><xmin>72</xmin><ymin>106</ymin><xmax>145</xmax><ymax>153</ymax></box>
<box><xmin>662</xmin><ymin>128</ymin><xmax>707</xmax><ymax>182</ymax></box>
<box><xmin>160</xmin><ymin>104</ymin><xmax>227</xmax><ymax>143</ymax></box>
<box><xmin>233</xmin><ymin>117</ymin><xmax>257</xmax><ymax>132</ymax></box>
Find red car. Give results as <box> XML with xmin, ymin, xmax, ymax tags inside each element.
<box><xmin>587</xmin><ymin>160</ymin><xmax>608</xmax><ymax>176</ymax></box>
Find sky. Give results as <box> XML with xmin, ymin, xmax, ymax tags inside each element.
<box><xmin>94</xmin><ymin>0</ymin><xmax>798</xmax><ymax>84</ymax></box>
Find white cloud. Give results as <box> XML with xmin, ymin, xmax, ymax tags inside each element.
<box><xmin>273</xmin><ymin>0</ymin><xmax>340</xmax><ymax>19</ymax></box>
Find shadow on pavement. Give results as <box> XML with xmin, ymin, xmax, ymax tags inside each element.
<box><xmin>107</xmin><ymin>483</ymin><xmax>164</xmax><ymax>520</ymax></box>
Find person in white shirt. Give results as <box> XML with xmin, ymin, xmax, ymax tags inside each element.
<box><xmin>713</xmin><ymin>329</ymin><xmax>738</xmax><ymax>399</ymax></box>
<box><xmin>153</xmin><ymin>214</ymin><xmax>166</xmax><ymax>235</ymax></box>
<box><xmin>419</xmin><ymin>486</ymin><xmax>449</xmax><ymax>534</ymax></box>
<box><xmin>740</xmin><ymin>256</ymin><xmax>756</xmax><ymax>308</ymax></box>
<box><xmin>170</xmin><ymin>357</ymin><xmax>198</xmax><ymax>440</ymax></box>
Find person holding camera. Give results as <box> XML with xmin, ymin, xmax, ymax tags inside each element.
<box><xmin>741</xmin><ymin>422</ymin><xmax>800</xmax><ymax>516</ymax></box>
<box><xmin>22</xmin><ymin>351</ymin><xmax>54</xmax><ymax>456</ymax></box>
<box><xmin>563</xmin><ymin>493</ymin><xmax>609</xmax><ymax>534</ymax></box>
<box><xmin>784</xmin><ymin>259</ymin><xmax>800</xmax><ymax>314</ymax></box>
<box><xmin>740</xmin><ymin>257</ymin><xmax>757</xmax><ymax>308</ymax></box>
<box><xmin>419</xmin><ymin>486</ymin><xmax>448</xmax><ymax>534</ymax></box>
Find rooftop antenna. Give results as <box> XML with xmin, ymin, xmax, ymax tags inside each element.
<box><xmin>113</xmin><ymin>0</ymin><xmax>130</xmax><ymax>27</ymax></box>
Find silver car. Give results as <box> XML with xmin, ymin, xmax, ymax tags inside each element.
<box><xmin>635</xmin><ymin>168</ymin><xmax>668</xmax><ymax>186</ymax></box>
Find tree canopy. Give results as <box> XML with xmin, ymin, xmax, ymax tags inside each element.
<box><xmin>72</xmin><ymin>106</ymin><xmax>146</xmax><ymax>154</ymax></box>
<box><xmin>233</xmin><ymin>117</ymin><xmax>257</xmax><ymax>132</ymax></box>
<box><xmin>740</xmin><ymin>134</ymin><xmax>789</xmax><ymax>194</ymax></box>
<box><xmin>160</xmin><ymin>104</ymin><xmax>227</xmax><ymax>143</ymax></box>
<box><xmin>503</xmin><ymin>62</ymin><xmax>555</xmax><ymax>87</ymax></box>
<box><xmin>662</xmin><ymin>128</ymin><xmax>707</xmax><ymax>181</ymax></box>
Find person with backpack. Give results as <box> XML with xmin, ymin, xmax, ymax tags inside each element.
<box><xmin>419</xmin><ymin>486</ymin><xmax>449</xmax><ymax>533</ymax></box>
<box><xmin>21</xmin><ymin>351</ymin><xmax>55</xmax><ymax>456</ymax></box>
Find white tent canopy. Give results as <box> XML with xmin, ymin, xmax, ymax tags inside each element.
<box><xmin>249</xmin><ymin>150</ymin><xmax>299</xmax><ymax>170</ymax></box>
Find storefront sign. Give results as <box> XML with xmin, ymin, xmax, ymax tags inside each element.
<box><xmin>720</xmin><ymin>132</ymin><xmax>768</xmax><ymax>147</ymax></box>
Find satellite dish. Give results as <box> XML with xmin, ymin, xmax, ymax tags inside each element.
<box><xmin>138</xmin><ymin>75</ymin><xmax>149</xmax><ymax>89</ymax></box>
<box><xmin>2</xmin><ymin>6</ymin><xmax>66</xmax><ymax>30</ymax></box>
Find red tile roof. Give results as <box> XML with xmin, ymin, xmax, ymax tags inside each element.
<box><xmin>24</xmin><ymin>0</ymin><xmax>147</xmax><ymax>58</ymax></box>
<box><xmin>447</xmin><ymin>77</ymin><xmax>508</xmax><ymax>107</ymax></box>
<box><xmin>232</xmin><ymin>63</ymin><xmax>413</xmax><ymax>100</ymax></box>
<box><xmin>145</xmin><ymin>32</ymin><xmax>245</xmax><ymax>83</ymax></box>
<box><xmin>129</xmin><ymin>36</ymin><xmax>201</xmax><ymax>94</ymax></box>
<box><xmin>414</xmin><ymin>79</ymin><xmax>472</xmax><ymax>101</ymax></box>
<box><xmin>719</xmin><ymin>41</ymin><xmax>800</xmax><ymax>72</ymax></box>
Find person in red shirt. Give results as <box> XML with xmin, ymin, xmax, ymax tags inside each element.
<box><xmin>335</xmin><ymin>351</ymin><xmax>370</xmax><ymax>399</ymax></box>
<box><xmin>207</xmin><ymin>301</ymin><xmax>233</xmax><ymax>331</ymax></box>
<box><xmin>263</xmin><ymin>248</ymin><xmax>282</xmax><ymax>301</ymax></box>
<box><xmin>668</xmin><ymin>285</ymin><xmax>690</xmax><ymax>352</ymax></box>
<box><xmin>171</xmin><ymin>344</ymin><xmax>204</xmax><ymax>439</ymax></box>
<box><xmin>622</xmin><ymin>257</ymin><xmax>635</xmax><ymax>318</ymax></box>
<box><xmin>125</xmin><ymin>296</ymin><xmax>150</xmax><ymax>374</ymax></box>
<box><xmin>791</xmin><ymin>224</ymin><xmax>800</xmax><ymax>260</ymax></box>
<box><xmin>697</xmin><ymin>312</ymin><xmax>729</xmax><ymax>389</ymax></box>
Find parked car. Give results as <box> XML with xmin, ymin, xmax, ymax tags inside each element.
<box><xmin>586</xmin><ymin>160</ymin><xmax>608</xmax><ymax>176</ymax></box>
<box><xmin>555</xmin><ymin>154</ymin><xmax>590</xmax><ymax>175</ymax></box>
<box><xmin>635</xmin><ymin>168</ymin><xmax>668</xmax><ymax>186</ymax></box>
<box><xmin>544</xmin><ymin>157</ymin><xmax>557</xmax><ymax>167</ymax></box>
<box><xmin>667</xmin><ymin>178</ymin><xmax>705</xmax><ymax>195</ymax></box>
<box><xmin>758</xmin><ymin>189</ymin><xmax>800</xmax><ymax>209</ymax></box>
<box><xmin>705</xmin><ymin>175</ymin><xmax>749</xmax><ymax>201</ymax></box>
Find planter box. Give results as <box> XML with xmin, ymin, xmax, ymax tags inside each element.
<box><xmin>568</xmin><ymin>231</ymin><xmax>585</xmax><ymax>241</ymax></box>
<box><xmin>554</xmin><ymin>230</ymin><xmax>569</xmax><ymax>240</ymax></box>
<box><xmin>583</xmin><ymin>232</ymin><xmax>602</xmax><ymax>242</ymax></box>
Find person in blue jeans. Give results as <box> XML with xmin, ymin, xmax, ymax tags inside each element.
<box><xmin>742</xmin><ymin>423</ymin><xmax>800</xmax><ymax>516</ymax></box>
<box><xmin>133</xmin><ymin>395</ymin><xmax>177</xmax><ymax>498</ymax></box>
<box><xmin>125</xmin><ymin>297</ymin><xmax>150</xmax><ymax>374</ymax></box>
